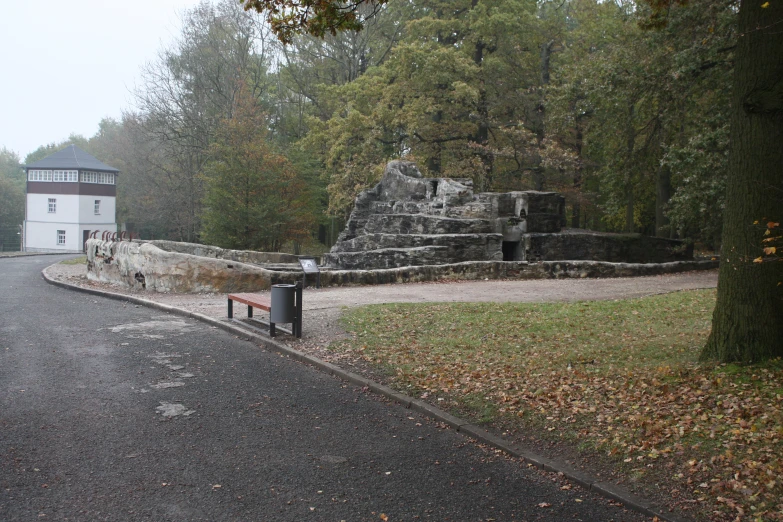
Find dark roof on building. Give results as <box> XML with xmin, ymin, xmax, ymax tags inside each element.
<box><xmin>25</xmin><ymin>144</ymin><xmax>119</xmax><ymax>173</ymax></box>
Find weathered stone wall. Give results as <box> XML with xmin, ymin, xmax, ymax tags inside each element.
<box><xmin>325</xmin><ymin>161</ymin><xmax>567</xmax><ymax>269</ymax></box>
<box><xmin>524</xmin><ymin>230</ymin><xmax>694</xmax><ymax>263</ymax></box>
<box><xmin>85</xmin><ymin>239</ymin><xmax>302</xmax><ymax>293</ymax></box>
<box><xmin>143</xmin><ymin>240</ymin><xmax>301</xmax><ymax>264</ymax></box>
<box><xmin>363</xmin><ymin>214</ymin><xmax>495</xmax><ymax>235</ymax></box>
<box><xmin>325</xmin><ymin>160</ymin><xmax>691</xmax><ymax>269</ymax></box>
<box><xmin>318</xmin><ymin>259</ymin><xmax>717</xmax><ymax>286</ymax></box>
<box><xmin>85</xmin><ymin>237</ymin><xmax>717</xmax><ymax>293</ymax></box>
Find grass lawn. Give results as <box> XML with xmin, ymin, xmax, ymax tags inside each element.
<box><xmin>59</xmin><ymin>256</ymin><xmax>87</xmax><ymax>265</ymax></box>
<box><xmin>333</xmin><ymin>289</ymin><xmax>783</xmax><ymax>521</ymax></box>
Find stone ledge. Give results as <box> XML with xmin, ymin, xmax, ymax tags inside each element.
<box><xmin>85</xmin><ymin>238</ymin><xmax>719</xmax><ymax>293</ymax></box>
<box><xmin>317</xmin><ymin>259</ymin><xmax>719</xmax><ymax>287</ymax></box>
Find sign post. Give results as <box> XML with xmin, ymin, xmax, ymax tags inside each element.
<box><xmin>298</xmin><ymin>257</ymin><xmax>320</xmax><ymax>288</ymax></box>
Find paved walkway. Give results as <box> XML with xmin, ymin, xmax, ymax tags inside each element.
<box><xmin>2</xmin><ymin>254</ymin><xmax>655</xmax><ymax>521</ymax></box>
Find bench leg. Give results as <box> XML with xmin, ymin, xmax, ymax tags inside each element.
<box><xmin>270</xmin><ymin>322</ymin><xmax>276</xmax><ymax>337</ymax></box>
<box><xmin>292</xmin><ymin>314</ymin><xmax>301</xmax><ymax>338</ymax></box>
<box><xmin>248</xmin><ymin>305</ymin><xmax>253</xmax><ymax>318</ymax></box>
<box><xmin>228</xmin><ymin>298</ymin><xmax>233</xmax><ymax>319</ymax></box>
<box><xmin>295</xmin><ymin>282</ymin><xmax>303</xmax><ymax>338</ymax></box>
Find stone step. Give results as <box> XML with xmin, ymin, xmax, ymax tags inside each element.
<box><xmin>324</xmin><ymin>246</ymin><xmax>455</xmax><ymax>270</ymax></box>
<box><xmin>363</xmin><ymin>214</ymin><xmax>494</xmax><ymax>235</ymax></box>
<box><xmin>370</xmin><ymin>201</ymin><xmax>431</xmax><ymax>215</ymax></box>
<box><xmin>330</xmin><ymin>232</ymin><xmax>502</xmax><ymax>254</ymax></box>
<box><xmin>336</xmin><ymin>218</ymin><xmax>369</xmax><ymax>242</ymax></box>
<box><xmin>325</xmin><ymin>237</ymin><xmax>505</xmax><ymax>269</ymax></box>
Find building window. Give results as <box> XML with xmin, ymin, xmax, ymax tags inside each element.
<box><xmin>52</xmin><ymin>170</ymin><xmax>78</xmax><ymax>182</ymax></box>
<box><xmin>80</xmin><ymin>171</ymin><xmax>115</xmax><ymax>185</ymax></box>
<box><xmin>28</xmin><ymin>170</ymin><xmax>53</xmax><ymax>181</ymax></box>
<box><xmin>57</xmin><ymin>230</ymin><xmax>66</xmax><ymax>246</ymax></box>
<box><xmin>29</xmin><ymin>170</ymin><xmax>78</xmax><ymax>182</ymax></box>
<box><xmin>94</xmin><ymin>200</ymin><xmax>101</xmax><ymax>215</ymax></box>
<box><xmin>48</xmin><ymin>198</ymin><xmax>56</xmax><ymax>213</ymax></box>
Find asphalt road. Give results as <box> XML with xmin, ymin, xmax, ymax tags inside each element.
<box><xmin>1</xmin><ymin>255</ymin><xmax>647</xmax><ymax>521</ymax></box>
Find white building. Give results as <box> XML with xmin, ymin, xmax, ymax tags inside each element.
<box><xmin>23</xmin><ymin>145</ymin><xmax>119</xmax><ymax>253</ymax></box>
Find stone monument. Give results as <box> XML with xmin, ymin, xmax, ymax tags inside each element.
<box><xmin>324</xmin><ymin>161</ymin><xmax>691</xmax><ymax>270</ymax></box>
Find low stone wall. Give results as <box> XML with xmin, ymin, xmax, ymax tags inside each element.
<box><xmin>86</xmin><ymin>239</ymin><xmax>298</xmax><ymax>293</ymax></box>
<box><xmin>524</xmin><ymin>230</ymin><xmax>694</xmax><ymax>264</ymax></box>
<box><xmin>86</xmin><ymin>238</ymin><xmax>718</xmax><ymax>294</ymax></box>
<box><xmin>142</xmin><ymin>240</ymin><xmax>302</xmax><ymax>264</ymax></box>
<box><xmin>320</xmin><ymin>259</ymin><xmax>718</xmax><ymax>286</ymax></box>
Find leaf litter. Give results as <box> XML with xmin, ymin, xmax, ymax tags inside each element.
<box><xmin>334</xmin><ymin>289</ymin><xmax>783</xmax><ymax>521</ymax></box>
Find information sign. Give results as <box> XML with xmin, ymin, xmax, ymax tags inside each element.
<box><xmin>298</xmin><ymin>257</ymin><xmax>320</xmax><ymax>288</ymax></box>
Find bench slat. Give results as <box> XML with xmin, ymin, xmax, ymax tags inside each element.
<box><xmin>227</xmin><ymin>286</ymin><xmax>301</xmax><ymax>339</ymax></box>
<box><xmin>228</xmin><ymin>293</ymin><xmax>271</xmax><ymax>311</ymax></box>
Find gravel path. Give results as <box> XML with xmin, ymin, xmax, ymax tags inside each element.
<box><xmin>46</xmin><ymin>261</ymin><xmax>717</xmax><ymax>360</ymax></box>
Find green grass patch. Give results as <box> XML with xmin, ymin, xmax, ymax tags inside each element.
<box><xmin>60</xmin><ymin>256</ymin><xmax>87</xmax><ymax>265</ymax></box>
<box><xmin>338</xmin><ymin>290</ymin><xmax>714</xmax><ymax>377</ymax></box>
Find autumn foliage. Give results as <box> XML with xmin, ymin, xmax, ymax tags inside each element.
<box><xmin>754</xmin><ymin>220</ymin><xmax>781</xmax><ymax>270</ymax></box>
<box><xmin>240</xmin><ymin>0</ymin><xmax>388</xmax><ymax>43</ymax></box>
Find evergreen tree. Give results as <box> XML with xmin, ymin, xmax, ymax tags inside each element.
<box><xmin>201</xmin><ymin>84</ymin><xmax>315</xmax><ymax>251</ymax></box>
<box><xmin>0</xmin><ymin>148</ymin><xmax>24</xmax><ymax>250</ymax></box>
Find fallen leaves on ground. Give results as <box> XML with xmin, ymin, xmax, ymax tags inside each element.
<box><xmin>335</xmin><ymin>290</ymin><xmax>783</xmax><ymax>521</ymax></box>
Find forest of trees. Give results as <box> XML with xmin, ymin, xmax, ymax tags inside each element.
<box><xmin>1</xmin><ymin>0</ymin><xmax>780</xmax><ymax>361</ymax></box>
<box><xmin>1</xmin><ymin>0</ymin><xmax>738</xmax><ymax>249</ymax></box>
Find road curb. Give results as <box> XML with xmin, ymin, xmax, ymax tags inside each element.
<box><xmin>1</xmin><ymin>252</ymin><xmax>77</xmax><ymax>259</ymax></box>
<box><xmin>41</xmin><ymin>265</ymin><xmax>690</xmax><ymax>522</ymax></box>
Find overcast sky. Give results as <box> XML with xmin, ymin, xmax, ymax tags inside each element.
<box><xmin>0</xmin><ymin>0</ymin><xmax>204</xmax><ymax>160</ymax></box>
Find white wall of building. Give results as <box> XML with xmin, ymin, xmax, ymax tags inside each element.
<box><xmin>24</xmin><ymin>221</ymin><xmax>118</xmax><ymax>253</ymax></box>
<box><xmin>24</xmin><ymin>222</ymin><xmax>81</xmax><ymax>252</ymax></box>
<box><xmin>27</xmin><ymin>193</ymin><xmax>80</xmax><ymax>223</ymax></box>
<box><xmin>25</xmin><ymin>193</ymin><xmax>117</xmax><ymax>252</ymax></box>
<box><xmin>78</xmin><ymin>195</ymin><xmax>116</xmax><ymax>224</ymax></box>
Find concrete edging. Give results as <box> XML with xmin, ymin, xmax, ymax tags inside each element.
<box><xmin>1</xmin><ymin>252</ymin><xmax>74</xmax><ymax>259</ymax></box>
<box><xmin>41</xmin><ymin>265</ymin><xmax>691</xmax><ymax>522</ymax></box>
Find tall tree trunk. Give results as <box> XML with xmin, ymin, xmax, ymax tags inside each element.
<box><xmin>427</xmin><ymin>111</ymin><xmax>443</xmax><ymax>174</ymax></box>
<box><xmin>533</xmin><ymin>40</ymin><xmax>555</xmax><ymax>193</ymax></box>
<box><xmin>472</xmin><ymin>41</ymin><xmax>493</xmax><ymax>190</ymax></box>
<box><xmin>571</xmin><ymin>113</ymin><xmax>584</xmax><ymax>229</ymax></box>
<box><xmin>702</xmin><ymin>0</ymin><xmax>783</xmax><ymax>362</ymax></box>
<box><xmin>655</xmin><ymin>164</ymin><xmax>671</xmax><ymax>237</ymax></box>
<box><xmin>571</xmin><ymin>177</ymin><xmax>582</xmax><ymax>228</ymax></box>
<box><xmin>426</xmin><ymin>146</ymin><xmax>442</xmax><ymax>174</ymax></box>
<box><xmin>540</xmin><ymin>40</ymin><xmax>554</xmax><ymax>85</ymax></box>
<box><xmin>625</xmin><ymin>103</ymin><xmax>636</xmax><ymax>233</ymax></box>
<box><xmin>625</xmin><ymin>184</ymin><xmax>635</xmax><ymax>233</ymax></box>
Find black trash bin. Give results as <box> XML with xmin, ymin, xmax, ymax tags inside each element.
<box><xmin>269</xmin><ymin>283</ymin><xmax>302</xmax><ymax>338</ymax></box>
<box><xmin>271</xmin><ymin>284</ymin><xmax>296</xmax><ymax>324</ymax></box>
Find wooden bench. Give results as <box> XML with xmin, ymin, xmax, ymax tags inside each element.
<box><xmin>227</xmin><ymin>286</ymin><xmax>302</xmax><ymax>338</ymax></box>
